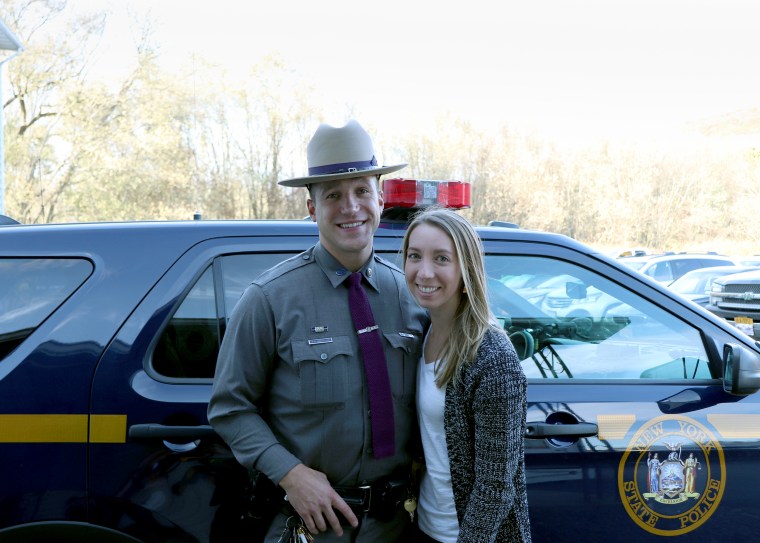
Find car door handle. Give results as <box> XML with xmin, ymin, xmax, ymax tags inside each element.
<box><xmin>524</xmin><ymin>422</ymin><xmax>598</xmax><ymax>439</ymax></box>
<box><xmin>128</xmin><ymin>423</ymin><xmax>217</xmax><ymax>441</ymax></box>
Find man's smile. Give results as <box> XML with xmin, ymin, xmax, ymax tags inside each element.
<box><xmin>339</xmin><ymin>221</ymin><xmax>365</xmax><ymax>229</ymax></box>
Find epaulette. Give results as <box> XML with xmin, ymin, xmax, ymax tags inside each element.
<box><xmin>254</xmin><ymin>247</ymin><xmax>315</xmax><ymax>285</ymax></box>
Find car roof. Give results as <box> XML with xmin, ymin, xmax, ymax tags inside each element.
<box><xmin>642</xmin><ymin>252</ymin><xmax>730</xmax><ymax>261</ymax></box>
<box><xmin>0</xmin><ymin>218</ymin><xmax>595</xmax><ymax>254</ymax></box>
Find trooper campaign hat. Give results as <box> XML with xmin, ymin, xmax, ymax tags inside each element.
<box><xmin>278</xmin><ymin>120</ymin><xmax>407</xmax><ymax>188</ymax></box>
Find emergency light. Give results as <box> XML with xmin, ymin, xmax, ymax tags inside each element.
<box><xmin>382</xmin><ymin>178</ymin><xmax>471</xmax><ymax>210</ymax></box>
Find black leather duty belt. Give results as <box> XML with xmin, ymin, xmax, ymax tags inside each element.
<box><xmin>334</xmin><ymin>484</ymin><xmax>373</xmax><ymax>514</ymax></box>
<box><xmin>334</xmin><ymin>479</ymin><xmax>408</xmax><ymax>518</ymax></box>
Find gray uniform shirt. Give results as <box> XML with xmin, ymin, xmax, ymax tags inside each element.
<box><xmin>208</xmin><ymin>242</ymin><xmax>427</xmax><ymax>487</ymax></box>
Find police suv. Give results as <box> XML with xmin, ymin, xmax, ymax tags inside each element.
<box><xmin>2</xmin><ymin>179</ymin><xmax>760</xmax><ymax>542</ymax></box>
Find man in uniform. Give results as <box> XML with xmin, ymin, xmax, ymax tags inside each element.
<box><xmin>208</xmin><ymin>120</ymin><xmax>427</xmax><ymax>542</ymax></box>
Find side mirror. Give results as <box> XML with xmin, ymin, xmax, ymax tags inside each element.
<box><xmin>566</xmin><ymin>281</ymin><xmax>587</xmax><ymax>300</ymax></box>
<box><xmin>723</xmin><ymin>343</ymin><xmax>760</xmax><ymax>395</ymax></box>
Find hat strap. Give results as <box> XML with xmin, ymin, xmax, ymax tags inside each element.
<box><xmin>308</xmin><ymin>156</ymin><xmax>377</xmax><ymax>176</ymax></box>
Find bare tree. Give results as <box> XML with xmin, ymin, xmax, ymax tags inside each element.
<box><xmin>2</xmin><ymin>0</ymin><xmax>757</xmax><ymax>258</ymax></box>
<box><xmin>232</xmin><ymin>56</ymin><xmax>320</xmax><ymax>219</ymax></box>
<box><xmin>2</xmin><ymin>0</ymin><xmax>106</xmax><ymax>223</ymax></box>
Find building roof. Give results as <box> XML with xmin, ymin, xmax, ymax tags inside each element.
<box><xmin>0</xmin><ymin>17</ymin><xmax>23</xmax><ymax>61</ymax></box>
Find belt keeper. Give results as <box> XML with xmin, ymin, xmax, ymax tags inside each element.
<box><xmin>360</xmin><ymin>484</ymin><xmax>371</xmax><ymax>513</ymax></box>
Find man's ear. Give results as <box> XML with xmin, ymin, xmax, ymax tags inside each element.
<box><xmin>306</xmin><ymin>198</ymin><xmax>317</xmax><ymax>222</ymax></box>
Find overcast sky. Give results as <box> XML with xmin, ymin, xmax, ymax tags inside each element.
<box><xmin>82</xmin><ymin>0</ymin><xmax>759</xmax><ymax>144</ymax></box>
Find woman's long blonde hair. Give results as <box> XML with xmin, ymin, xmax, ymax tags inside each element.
<box><xmin>402</xmin><ymin>207</ymin><xmax>496</xmax><ymax>387</ymax></box>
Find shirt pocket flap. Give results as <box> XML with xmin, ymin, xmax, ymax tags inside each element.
<box><xmin>292</xmin><ymin>335</ymin><xmax>353</xmax><ymax>364</ymax></box>
<box><xmin>383</xmin><ymin>331</ymin><xmax>421</xmax><ymax>354</ymax></box>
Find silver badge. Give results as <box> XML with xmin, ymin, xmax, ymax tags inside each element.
<box><xmin>308</xmin><ymin>338</ymin><xmax>333</xmax><ymax>345</ymax></box>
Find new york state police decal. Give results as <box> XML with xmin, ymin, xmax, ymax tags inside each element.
<box><xmin>617</xmin><ymin>415</ymin><xmax>725</xmax><ymax>536</ymax></box>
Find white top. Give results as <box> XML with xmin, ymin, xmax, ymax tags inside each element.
<box><xmin>416</xmin><ymin>347</ymin><xmax>459</xmax><ymax>543</ymax></box>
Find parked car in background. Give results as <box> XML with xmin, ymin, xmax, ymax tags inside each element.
<box><xmin>667</xmin><ymin>265</ymin><xmax>760</xmax><ymax>307</ymax></box>
<box><xmin>502</xmin><ymin>273</ymin><xmax>578</xmax><ymax>306</ymax></box>
<box><xmin>538</xmin><ymin>283</ymin><xmax>618</xmax><ymax>337</ymax></box>
<box><xmin>618</xmin><ymin>252</ymin><xmax>739</xmax><ymax>284</ymax></box>
<box><xmin>707</xmin><ymin>268</ymin><xmax>760</xmax><ymax>339</ymax></box>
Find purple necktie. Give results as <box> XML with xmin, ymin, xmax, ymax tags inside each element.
<box><xmin>347</xmin><ymin>272</ymin><xmax>395</xmax><ymax>458</ymax></box>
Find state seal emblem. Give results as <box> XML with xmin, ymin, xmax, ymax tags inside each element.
<box><xmin>617</xmin><ymin>415</ymin><xmax>725</xmax><ymax>536</ymax></box>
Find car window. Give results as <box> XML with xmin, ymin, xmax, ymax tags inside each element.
<box><xmin>152</xmin><ymin>253</ymin><xmax>298</xmax><ymax>379</ymax></box>
<box><xmin>501</xmin><ymin>273</ymin><xmax>551</xmax><ymax>289</ymax></box>
<box><xmin>647</xmin><ymin>261</ymin><xmax>675</xmax><ymax>282</ymax></box>
<box><xmin>153</xmin><ymin>266</ymin><xmax>218</xmax><ymax>379</ymax></box>
<box><xmin>669</xmin><ymin>270</ymin><xmax>712</xmax><ymax>295</ymax></box>
<box><xmin>701</xmin><ymin>258</ymin><xmax>733</xmax><ymax>268</ymax></box>
<box><xmin>670</xmin><ymin>259</ymin><xmax>693</xmax><ymax>278</ymax></box>
<box><xmin>219</xmin><ymin>253</ymin><xmax>298</xmax><ymax>317</ymax></box>
<box><xmin>484</xmin><ymin>255</ymin><xmax>712</xmax><ymax>380</ymax></box>
<box><xmin>153</xmin><ymin>251</ymin><xmax>714</xmax><ymax>381</ymax></box>
<box><xmin>0</xmin><ymin>258</ymin><xmax>93</xmax><ymax>360</ymax></box>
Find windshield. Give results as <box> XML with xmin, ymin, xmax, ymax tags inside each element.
<box><xmin>484</xmin><ymin>255</ymin><xmax>711</xmax><ymax>380</ymax></box>
<box><xmin>669</xmin><ymin>272</ymin><xmax>714</xmax><ymax>295</ymax></box>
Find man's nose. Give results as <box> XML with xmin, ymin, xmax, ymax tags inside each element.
<box><xmin>341</xmin><ymin>193</ymin><xmax>360</xmax><ymax>213</ymax></box>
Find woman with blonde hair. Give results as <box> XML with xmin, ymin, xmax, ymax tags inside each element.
<box><xmin>402</xmin><ymin>207</ymin><xmax>531</xmax><ymax>543</ymax></box>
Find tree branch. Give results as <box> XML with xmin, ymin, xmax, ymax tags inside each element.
<box><xmin>18</xmin><ymin>111</ymin><xmax>57</xmax><ymax>136</ymax></box>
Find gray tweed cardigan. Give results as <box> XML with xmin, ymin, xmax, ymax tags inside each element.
<box><xmin>444</xmin><ymin>327</ymin><xmax>532</xmax><ymax>543</ymax></box>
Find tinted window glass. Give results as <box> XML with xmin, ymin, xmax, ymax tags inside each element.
<box><xmin>700</xmin><ymin>258</ymin><xmax>733</xmax><ymax>268</ymax></box>
<box><xmin>153</xmin><ymin>266</ymin><xmax>218</xmax><ymax>378</ymax></box>
<box><xmin>153</xmin><ymin>253</ymin><xmax>297</xmax><ymax>379</ymax></box>
<box><xmin>484</xmin><ymin>255</ymin><xmax>711</xmax><ymax>380</ymax></box>
<box><xmin>648</xmin><ymin>261</ymin><xmax>674</xmax><ymax>282</ymax></box>
<box><xmin>672</xmin><ymin>259</ymin><xmax>703</xmax><ymax>279</ymax></box>
<box><xmin>219</xmin><ymin>253</ymin><xmax>299</xmax><ymax>317</ymax></box>
<box><xmin>154</xmin><ymin>250</ymin><xmax>712</xmax><ymax>381</ymax></box>
<box><xmin>0</xmin><ymin>258</ymin><xmax>92</xmax><ymax>360</ymax></box>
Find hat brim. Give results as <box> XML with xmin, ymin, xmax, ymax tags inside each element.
<box><xmin>278</xmin><ymin>163</ymin><xmax>407</xmax><ymax>188</ymax></box>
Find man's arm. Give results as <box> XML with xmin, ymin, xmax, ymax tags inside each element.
<box><xmin>208</xmin><ymin>284</ymin><xmax>298</xmax><ymax>477</ymax></box>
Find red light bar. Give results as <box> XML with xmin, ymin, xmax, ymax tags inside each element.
<box><xmin>382</xmin><ymin>178</ymin><xmax>471</xmax><ymax>210</ymax></box>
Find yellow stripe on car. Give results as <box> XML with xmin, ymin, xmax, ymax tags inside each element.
<box><xmin>597</xmin><ymin>414</ymin><xmax>636</xmax><ymax>440</ymax></box>
<box><xmin>707</xmin><ymin>414</ymin><xmax>760</xmax><ymax>439</ymax></box>
<box><xmin>90</xmin><ymin>414</ymin><xmax>127</xmax><ymax>443</ymax></box>
<box><xmin>0</xmin><ymin>414</ymin><xmax>126</xmax><ymax>443</ymax></box>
